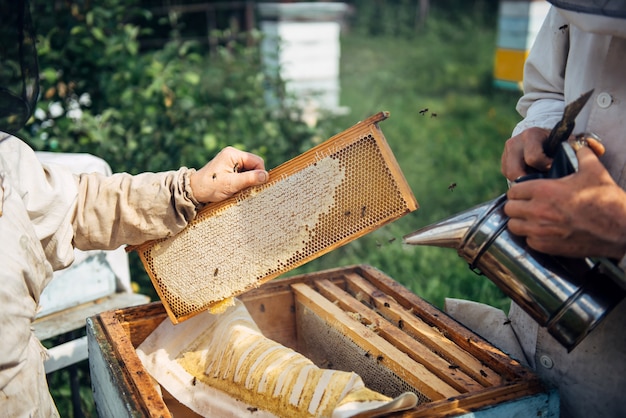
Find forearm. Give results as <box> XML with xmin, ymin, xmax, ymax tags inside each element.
<box><xmin>72</xmin><ymin>168</ymin><xmax>199</xmax><ymax>250</ymax></box>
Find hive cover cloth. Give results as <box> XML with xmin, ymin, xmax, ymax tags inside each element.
<box><xmin>133</xmin><ymin>112</ymin><xmax>418</xmax><ymax>323</ymax></box>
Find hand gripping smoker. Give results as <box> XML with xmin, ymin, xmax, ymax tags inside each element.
<box><xmin>404</xmin><ymin>90</ymin><xmax>626</xmax><ymax>351</ymax></box>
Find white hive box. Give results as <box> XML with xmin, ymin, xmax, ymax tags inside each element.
<box><xmin>258</xmin><ymin>2</ymin><xmax>350</xmax><ymax>113</ymax></box>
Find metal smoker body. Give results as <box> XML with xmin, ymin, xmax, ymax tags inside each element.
<box><xmin>404</xmin><ymin>180</ymin><xmax>625</xmax><ymax>351</ymax></box>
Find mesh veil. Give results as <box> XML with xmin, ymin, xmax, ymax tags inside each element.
<box><xmin>547</xmin><ymin>0</ymin><xmax>626</xmax><ymax>18</ymax></box>
<box><xmin>0</xmin><ymin>0</ymin><xmax>39</xmax><ymax>137</ymax></box>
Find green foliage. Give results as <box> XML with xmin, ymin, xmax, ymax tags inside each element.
<box><xmin>26</xmin><ymin>3</ymin><xmax>316</xmax><ymax>174</ymax></box>
<box><xmin>347</xmin><ymin>0</ymin><xmax>500</xmax><ymax>38</ymax></box>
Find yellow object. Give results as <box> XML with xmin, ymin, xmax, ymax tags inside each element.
<box><xmin>494</xmin><ymin>48</ymin><xmax>528</xmax><ymax>86</ymax></box>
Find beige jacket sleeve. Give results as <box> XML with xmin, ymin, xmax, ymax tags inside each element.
<box><xmin>72</xmin><ymin>168</ymin><xmax>200</xmax><ymax>251</ymax></box>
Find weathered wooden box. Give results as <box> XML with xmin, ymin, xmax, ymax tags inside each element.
<box><xmin>87</xmin><ymin>265</ymin><xmax>558</xmax><ymax>417</ymax></box>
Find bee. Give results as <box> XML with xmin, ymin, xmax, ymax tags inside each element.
<box><xmin>364</xmin><ymin>351</ymin><xmax>371</xmax><ymax>358</ymax></box>
<box><xmin>480</xmin><ymin>369</ymin><xmax>488</xmax><ymax>378</ymax></box>
<box><xmin>212</xmin><ymin>172</ymin><xmax>217</xmax><ymax>180</ymax></box>
<box><xmin>448</xmin><ymin>364</ymin><xmax>460</xmax><ymax>370</ymax></box>
<box><xmin>247</xmin><ymin>406</ymin><xmax>258</xmax><ymax>412</ymax></box>
<box><xmin>448</xmin><ymin>182</ymin><xmax>457</xmax><ymax>191</ymax></box>
<box><xmin>376</xmin><ymin>354</ymin><xmax>384</xmax><ymax>362</ymax></box>
<box><xmin>559</xmin><ymin>24</ymin><xmax>568</xmax><ymax>32</ymax></box>
<box><xmin>214</xmin><ymin>268</ymin><xmax>219</xmax><ymax>277</ymax></box>
<box><xmin>192</xmin><ymin>376</ymin><xmax>197</xmax><ymax>386</ymax></box>
<box><xmin>431</xmin><ymin>112</ymin><xmax>438</xmax><ymax>118</ymax></box>
<box><xmin>384</xmin><ymin>302</ymin><xmax>390</xmax><ymax>308</ymax></box>
<box><xmin>419</xmin><ymin>108</ymin><xmax>428</xmax><ymax>115</ymax></box>
<box><xmin>361</xmin><ymin>205</ymin><xmax>367</xmax><ymax>217</ymax></box>
<box><xmin>503</xmin><ymin>319</ymin><xmax>511</xmax><ymax>325</ymax></box>
<box><xmin>233</xmin><ymin>162</ymin><xmax>240</xmax><ymax>173</ymax></box>
<box><xmin>388</xmin><ymin>237</ymin><xmax>396</xmax><ymax>243</ymax></box>
<box><xmin>344</xmin><ymin>210</ymin><xmax>351</xmax><ymax>216</ymax></box>
<box><xmin>398</xmin><ymin>319</ymin><xmax>404</xmax><ymax>330</ymax></box>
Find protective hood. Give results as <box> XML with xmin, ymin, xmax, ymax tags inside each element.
<box><xmin>551</xmin><ymin>1</ymin><xmax>626</xmax><ymax>38</ymax></box>
<box><xmin>0</xmin><ymin>0</ymin><xmax>39</xmax><ymax>137</ymax></box>
<box><xmin>548</xmin><ymin>0</ymin><xmax>626</xmax><ymax>18</ymax></box>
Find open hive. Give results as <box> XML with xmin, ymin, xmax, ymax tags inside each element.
<box><xmin>133</xmin><ymin>112</ymin><xmax>418</xmax><ymax>323</ymax></box>
<box><xmin>86</xmin><ymin>265</ymin><xmax>555</xmax><ymax>418</ymax></box>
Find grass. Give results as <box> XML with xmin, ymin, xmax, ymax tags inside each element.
<box><xmin>289</xmin><ymin>13</ymin><xmax>522</xmax><ymax>312</ymax></box>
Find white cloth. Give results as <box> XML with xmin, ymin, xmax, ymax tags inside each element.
<box><xmin>136</xmin><ymin>299</ymin><xmax>417</xmax><ymax>418</ymax></box>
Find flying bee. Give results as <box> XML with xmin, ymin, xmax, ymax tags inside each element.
<box><xmin>448</xmin><ymin>182</ymin><xmax>457</xmax><ymax>191</ymax></box>
<box><xmin>431</xmin><ymin>112</ymin><xmax>438</xmax><ymax>118</ymax></box>
<box><xmin>419</xmin><ymin>108</ymin><xmax>428</xmax><ymax>115</ymax></box>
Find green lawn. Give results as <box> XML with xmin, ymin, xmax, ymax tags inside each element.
<box><xmin>290</xmin><ymin>15</ymin><xmax>522</xmax><ymax>312</ymax></box>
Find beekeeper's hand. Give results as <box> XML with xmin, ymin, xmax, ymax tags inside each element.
<box><xmin>501</xmin><ymin>127</ymin><xmax>553</xmax><ymax>181</ymax></box>
<box><xmin>190</xmin><ymin>146</ymin><xmax>268</xmax><ymax>203</ymax></box>
<box><xmin>504</xmin><ymin>146</ymin><xmax>626</xmax><ymax>259</ymax></box>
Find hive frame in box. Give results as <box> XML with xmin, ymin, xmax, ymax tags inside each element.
<box><xmin>131</xmin><ymin>112</ymin><xmax>418</xmax><ymax>323</ymax></box>
<box><xmin>87</xmin><ymin>265</ymin><xmax>558</xmax><ymax>418</ymax></box>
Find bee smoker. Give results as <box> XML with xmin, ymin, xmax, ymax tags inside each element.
<box><xmin>404</xmin><ymin>139</ymin><xmax>626</xmax><ymax>351</ymax></box>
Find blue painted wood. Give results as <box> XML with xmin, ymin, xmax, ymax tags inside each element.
<box><xmin>458</xmin><ymin>390</ymin><xmax>560</xmax><ymax>418</ymax></box>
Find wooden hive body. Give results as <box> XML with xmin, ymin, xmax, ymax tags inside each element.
<box><xmin>133</xmin><ymin>112</ymin><xmax>418</xmax><ymax>323</ymax></box>
<box><xmin>87</xmin><ymin>265</ymin><xmax>558</xmax><ymax>418</ymax></box>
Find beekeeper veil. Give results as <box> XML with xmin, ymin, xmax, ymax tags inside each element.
<box><xmin>548</xmin><ymin>0</ymin><xmax>626</xmax><ymax>17</ymax></box>
<box><xmin>547</xmin><ymin>0</ymin><xmax>626</xmax><ymax>37</ymax></box>
<box><xmin>0</xmin><ymin>0</ymin><xmax>39</xmax><ymax>137</ymax></box>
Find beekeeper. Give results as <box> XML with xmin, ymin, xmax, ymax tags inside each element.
<box><xmin>0</xmin><ymin>1</ymin><xmax>268</xmax><ymax>416</ymax></box>
<box><xmin>447</xmin><ymin>2</ymin><xmax>626</xmax><ymax>418</ymax></box>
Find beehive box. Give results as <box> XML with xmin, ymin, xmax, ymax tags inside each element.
<box><xmin>493</xmin><ymin>0</ymin><xmax>550</xmax><ymax>90</ymax></box>
<box><xmin>87</xmin><ymin>265</ymin><xmax>558</xmax><ymax>418</ymax></box>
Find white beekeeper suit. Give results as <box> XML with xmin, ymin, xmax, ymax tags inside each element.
<box><xmin>0</xmin><ymin>132</ymin><xmax>200</xmax><ymax>417</ymax></box>
<box><xmin>448</xmin><ymin>4</ymin><xmax>626</xmax><ymax>418</ymax></box>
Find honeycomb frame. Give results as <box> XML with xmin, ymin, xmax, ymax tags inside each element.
<box><xmin>133</xmin><ymin>112</ymin><xmax>418</xmax><ymax>323</ymax></box>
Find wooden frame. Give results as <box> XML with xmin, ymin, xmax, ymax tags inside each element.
<box><xmin>130</xmin><ymin>112</ymin><xmax>418</xmax><ymax>324</ymax></box>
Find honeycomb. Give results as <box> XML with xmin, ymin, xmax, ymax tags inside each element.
<box><xmin>136</xmin><ymin>112</ymin><xmax>418</xmax><ymax>323</ymax></box>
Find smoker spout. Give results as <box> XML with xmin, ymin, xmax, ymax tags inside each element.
<box><xmin>403</xmin><ymin>198</ymin><xmax>501</xmax><ymax>250</ymax></box>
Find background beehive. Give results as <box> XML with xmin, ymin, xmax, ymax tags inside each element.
<box><xmin>134</xmin><ymin>112</ymin><xmax>417</xmax><ymax>323</ymax></box>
